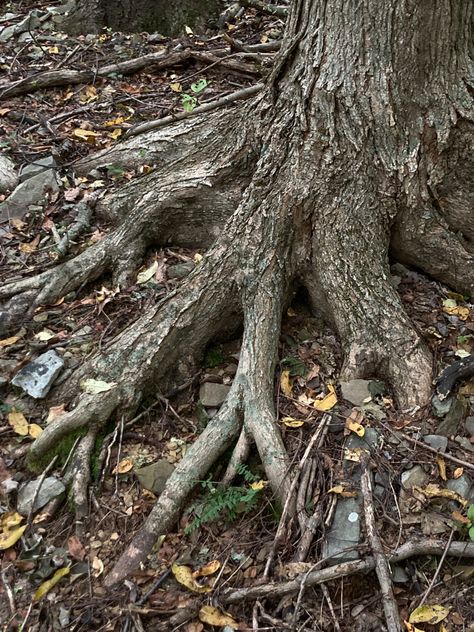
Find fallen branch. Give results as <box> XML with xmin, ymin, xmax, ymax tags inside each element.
<box><xmin>0</xmin><ymin>50</ymin><xmax>260</xmax><ymax>100</ymax></box>
<box><xmin>239</xmin><ymin>0</ymin><xmax>289</xmax><ymax>17</ymax></box>
<box><xmin>361</xmin><ymin>460</ymin><xmax>401</xmax><ymax>632</ymax></box>
<box><xmin>125</xmin><ymin>83</ymin><xmax>263</xmax><ymax>137</ymax></box>
<box><xmin>221</xmin><ymin>539</ymin><xmax>474</xmax><ymax>603</ymax></box>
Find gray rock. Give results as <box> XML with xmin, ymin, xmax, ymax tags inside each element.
<box><xmin>465</xmin><ymin>417</ymin><xmax>474</xmax><ymax>436</ymax></box>
<box><xmin>401</xmin><ymin>465</ymin><xmax>428</xmax><ymax>489</ymax></box>
<box><xmin>431</xmin><ymin>394</ymin><xmax>453</xmax><ymax>418</ymax></box>
<box><xmin>17</xmin><ymin>476</ymin><xmax>65</xmax><ymax>515</ymax></box>
<box><xmin>12</xmin><ymin>350</ymin><xmax>64</xmax><ymax>398</ymax></box>
<box><xmin>199</xmin><ymin>382</ymin><xmax>230</xmax><ymax>407</ymax></box>
<box><xmin>391</xmin><ymin>565</ymin><xmax>409</xmax><ymax>583</ymax></box>
<box><xmin>0</xmin><ymin>12</ymin><xmax>41</xmax><ymax>42</ymax></box>
<box><xmin>437</xmin><ymin>398</ymin><xmax>466</xmax><ymax>436</ymax></box>
<box><xmin>454</xmin><ymin>436</ymin><xmax>474</xmax><ymax>453</ymax></box>
<box><xmin>0</xmin><ymin>153</ymin><xmax>18</xmax><ymax>193</ymax></box>
<box><xmin>19</xmin><ymin>156</ymin><xmax>57</xmax><ymax>182</ymax></box>
<box><xmin>322</xmin><ymin>498</ymin><xmax>360</xmax><ymax>563</ymax></box>
<box><xmin>423</xmin><ymin>434</ymin><xmax>448</xmax><ymax>452</ymax></box>
<box><xmin>0</xmin><ymin>169</ymin><xmax>60</xmax><ymax>222</ymax></box>
<box><xmin>168</xmin><ymin>262</ymin><xmax>194</xmax><ymax>280</ymax></box>
<box><xmin>447</xmin><ymin>474</ymin><xmax>473</xmax><ymax>502</ymax></box>
<box><xmin>135</xmin><ymin>460</ymin><xmax>174</xmax><ymax>495</ymax></box>
<box><xmin>340</xmin><ymin>379</ymin><xmax>371</xmax><ymax>407</ymax></box>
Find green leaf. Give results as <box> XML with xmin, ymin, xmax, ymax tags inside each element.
<box><xmin>467</xmin><ymin>504</ymin><xmax>474</xmax><ymax>523</ymax></box>
<box><xmin>181</xmin><ymin>94</ymin><xmax>197</xmax><ymax>112</ymax></box>
<box><xmin>190</xmin><ymin>79</ymin><xmax>208</xmax><ymax>94</ymax></box>
<box><xmin>80</xmin><ymin>378</ymin><xmax>117</xmax><ymax>394</ymax></box>
<box><xmin>281</xmin><ymin>356</ymin><xmax>307</xmax><ymax>377</ymax></box>
<box><xmin>469</xmin><ymin>526</ymin><xmax>474</xmax><ymax>541</ymax></box>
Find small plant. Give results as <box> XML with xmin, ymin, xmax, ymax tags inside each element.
<box><xmin>185</xmin><ymin>464</ymin><xmax>265</xmax><ymax>534</ymax></box>
<box><xmin>181</xmin><ymin>78</ymin><xmax>208</xmax><ymax>113</ymax></box>
<box><xmin>467</xmin><ymin>505</ymin><xmax>474</xmax><ymax>541</ymax></box>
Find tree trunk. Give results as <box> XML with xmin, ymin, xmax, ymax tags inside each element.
<box><xmin>59</xmin><ymin>0</ymin><xmax>222</xmax><ymax>36</ymax></box>
<box><xmin>2</xmin><ymin>0</ymin><xmax>473</xmax><ymax>593</ymax></box>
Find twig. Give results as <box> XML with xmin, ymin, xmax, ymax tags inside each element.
<box><xmin>1</xmin><ymin>569</ymin><xmax>15</xmax><ymax>615</ymax></box>
<box><xmin>26</xmin><ymin>455</ymin><xmax>58</xmax><ymax>525</ymax></box>
<box><xmin>418</xmin><ymin>528</ymin><xmax>455</xmax><ymax>608</ymax></box>
<box><xmin>321</xmin><ymin>583</ymin><xmax>341</xmax><ymax>632</ymax></box>
<box><xmin>361</xmin><ymin>460</ymin><xmax>401</xmax><ymax>631</ymax></box>
<box><xmin>125</xmin><ymin>84</ymin><xmax>263</xmax><ymax>138</ymax></box>
<box><xmin>239</xmin><ymin>0</ymin><xmax>288</xmax><ymax>17</ymax></box>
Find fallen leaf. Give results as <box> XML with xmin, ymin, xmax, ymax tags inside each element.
<box><xmin>344</xmin><ymin>447</ymin><xmax>365</xmax><ymax>462</ymax></box>
<box><xmin>19</xmin><ymin>235</ymin><xmax>40</xmax><ymax>253</ymax></box>
<box><xmin>0</xmin><ymin>335</ymin><xmax>19</xmax><ymax>347</ymax></box>
<box><xmin>416</xmin><ymin>483</ymin><xmax>467</xmax><ymax>506</ymax></box>
<box><xmin>1</xmin><ymin>512</ymin><xmax>23</xmax><ymax>529</ymax></box>
<box><xmin>33</xmin><ymin>567</ymin><xmax>70</xmax><ymax>600</ymax></box>
<box><xmin>280</xmin><ymin>417</ymin><xmax>305</xmax><ymax>428</ymax></box>
<box><xmin>0</xmin><ymin>524</ymin><xmax>27</xmax><ymax>550</ymax></box>
<box><xmin>328</xmin><ymin>484</ymin><xmax>358</xmax><ymax>498</ymax></box>
<box><xmin>64</xmin><ymin>187</ymin><xmax>80</xmax><ymax>201</ymax></box>
<box><xmin>314</xmin><ymin>384</ymin><xmax>337</xmax><ymax>411</ymax></box>
<box><xmin>68</xmin><ymin>535</ymin><xmax>86</xmax><ymax>561</ymax></box>
<box><xmin>442</xmin><ymin>300</ymin><xmax>470</xmax><ymax>321</ymax></box>
<box><xmin>280</xmin><ymin>370</ymin><xmax>293</xmax><ymax>397</ymax></box>
<box><xmin>112</xmin><ymin>458</ymin><xmax>134</xmax><ymax>474</ymax></box>
<box><xmin>80</xmin><ymin>378</ymin><xmax>117</xmax><ymax>394</ymax></box>
<box><xmin>194</xmin><ymin>253</ymin><xmax>203</xmax><ymax>263</ymax></box>
<box><xmin>46</xmin><ymin>405</ymin><xmax>66</xmax><ymax>423</ymax></box>
<box><xmin>172</xmin><ymin>563</ymin><xmax>212</xmax><ymax>593</ymax></box>
<box><xmin>436</xmin><ymin>455</ymin><xmax>447</xmax><ymax>481</ymax></box>
<box><xmin>137</xmin><ymin>260</ymin><xmax>158</xmax><ymax>284</ymax></box>
<box><xmin>451</xmin><ymin>510</ymin><xmax>469</xmax><ymax>525</ymax></box>
<box><xmin>345</xmin><ymin>409</ymin><xmax>365</xmax><ymax>437</ymax></box>
<box><xmin>408</xmin><ymin>604</ymin><xmax>450</xmax><ymax>625</ymax></box>
<box><xmin>91</xmin><ymin>556</ymin><xmax>104</xmax><ymax>577</ymax></box>
<box><xmin>48</xmin><ymin>45</ymin><xmax>59</xmax><ymax>54</ymax></box>
<box><xmin>34</xmin><ymin>329</ymin><xmax>55</xmax><ymax>342</ymax></box>
<box><xmin>170</xmin><ymin>82</ymin><xmax>182</xmax><ymax>92</ymax></box>
<box><xmin>453</xmin><ymin>467</ymin><xmax>464</xmax><ymax>479</ymax></box>
<box><xmin>192</xmin><ymin>560</ymin><xmax>220</xmax><ymax>578</ymax></box>
<box><xmin>198</xmin><ymin>605</ymin><xmax>240</xmax><ymax>628</ymax></box>
<box><xmin>28</xmin><ymin>424</ymin><xmax>43</xmax><ymax>439</ymax></box>
<box><xmin>249</xmin><ymin>479</ymin><xmax>268</xmax><ymax>491</ymax></box>
<box><xmin>73</xmin><ymin>128</ymin><xmax>101</xmax><ymax>142</ymax></box>
<box><xmin>8</xmin><ymin>411</ymin><xmax>29</xmax><ymax>436</ymax></box>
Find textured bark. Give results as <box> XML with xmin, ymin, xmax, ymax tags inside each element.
<box><xmin>4</xmin><ymin>0</ymin><xmax>473</xmax><ymax>586</ymax></box>
<box><xmin>59</xmin><ymin>0</ymin><xmax>222</xmax><ymax>36</ymax></box>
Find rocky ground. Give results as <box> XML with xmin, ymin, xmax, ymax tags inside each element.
<box><xmin>0</xmin><ymin>2</ymin><xmax>473</xmax><ymax>631</ymax></box>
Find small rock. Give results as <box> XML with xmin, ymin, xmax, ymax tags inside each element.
<box><xmin>391</xmin><ymin>565</ymin><xmax>409</xmax><ymax>583</ymax></box>
<box><xmin>454</xmin><ymin>436</ymin><xmax>474</xmax><ymax>452</ymax></box>
<box><xmin>447</xmin><ymin>474</ymin><xmax>473</xmax><ymax>502</ymax></box>
<box><xmin>0</xmin><ymin>12</ymin><xmax>41</xmax><ymax>42</ymax></box>
<box><xmin>423</xmin><ymin>434</ymin><xmax>448</xmax><ymax>452</ymax></box>
<box><xmin>12</xmin><ymin>350</ymin><xmax>64</xmax><ymax>398</ymax></box>
<box><xmin>340</xmin><ymin>379</ymin><xmax>371</xmax><ymax>407</ymax></box>
<box><xmin>322</xmin><ymin>497</ymin><xmax>360</xmax><ymax>563</ymax></box>
<box><xmin>19</xmin><ymin>155</ymin><xmax>57</xmax><ymax>182</ymax></box>
<box><xmin>465</xmin><ymin>417</ymin><xmax>474</xmax><ymax>435</ymax></box>
<box><xmin>17</xmin><ymin>476</ymin><xmax>65</xmax><ymax>515</ymax></box>
<box><xmin>135</xmin><ymin>460</ymin><xmax>175</xmax><ymax>495</ymax></box>
<box><xmin>0</xmin><ymin>169</ymin><xmax>60</xmax><ymax>222</ymax></box>
<box><xmin>167</xmin><ymin>262</ymin><xmax>195</xmax><ymax>280</ymax></box>
<box><xmin>437</xmin><ymin>398</ymin><xmax>466</xmax><ymax>436</ymax></box>
<box><xmin>199</xmin><ymin>382</ymin><xmax>230</xmax><ymax>407</ymax></box>
<box><xmin>431</xmin><ymin>394</ymin><xmax>453</xmax><ymax>418</ymax></box>
<box><xmin>0</xmin><ymin>153</ymin><xmax>18</xmax><ymax>193</ymax></box>
<box><xmin>401</xmin><ymin>465</ymin><xmax>428</xmax><ymax>489</ymax></box>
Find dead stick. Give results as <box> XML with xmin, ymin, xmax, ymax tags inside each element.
<box><xmin>361</xmin><ymin>460</ymin><xmax>401</xmax><ymax>632</ymax></box>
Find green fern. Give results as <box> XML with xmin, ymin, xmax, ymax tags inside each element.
<box><xmin>185</xmin><ymin>465</ymin><xmax>263</xmax><ymax>534</ymax></box>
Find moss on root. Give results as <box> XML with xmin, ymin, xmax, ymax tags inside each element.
<box><xmin>27</xmin><ymin>428</ymin><xmax>88</xmax><ymax>473</ymax></box>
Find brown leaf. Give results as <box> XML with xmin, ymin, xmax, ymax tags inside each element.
<box><xmin>68</xmin><ymin>535</ymin><xmax>86</xmax><ymax>561</ymax></box>
<box><xmin>19</xmin><ymin>235</ymin><xmax>40</xmax><ymax>253</ymax></box>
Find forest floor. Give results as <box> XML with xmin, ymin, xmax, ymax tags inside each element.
<box><xmin>0</xmin><ymin>2</ymin><xmax>473</xmax><ymax>631</ymax></box>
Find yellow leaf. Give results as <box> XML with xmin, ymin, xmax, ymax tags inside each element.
<box><xmin>1</xmin><ymin>512</ymin><xmax>23</xmax><ymax>529</ymax></box>
<box><xmin>409</xmin><ymin>604</ymin><xmax>450</xmax><ymax>625</ymax></box>
<box><xmin>112</xmin><ymin>458</ymin><xmax>134</xmax><ymax>474</ymax></box>
<box><xmin>453</xmin><ymin>467</ymin><xmax>464</xmax><ymax>479</ymax></box>
<box><xmin>80</xmin><ymin>378</ymin><xmax>117</xmax><ymax>394</ymax></box>
<box><xmin>436</xmin><ymin>455</ymin><xmax>447</xmax><ymax>481</ymax></box>
<box><xmin>280</xmin><ymin>417</ymin><xmax>305</xmax><ymax>428</ymax></box>
<box><xmin>170</xmin><ymin>82</ymin><xmax>182</xmax><ymax>92</ymax></box>
<box><xmin>0</xmin><ymin>524</ymin><xmax>27</xmax><ymax>550</ymax></box>
<box><xmin>34</xmin><ymin>329</ymin><xmax>55</xmax><ymax>342</ymax></box>
<box><xmin>344</xmin><ymin>447</ymin><xmax>365</xmax><ymax>462</ymax></box>
<box><xmin>48</xmin><ymin>46</ymin><xmax>59</xmax><ymax>54</ymax></box>
<box><xmin>314</xmin><ymin>384</ymin><xmax>337</xmax><ymax>411</ymax></box>
<box><xmin>104</xmin><ymin>116</ymin><xmax>127</xmax><ymax>126</ymax></box>
<box><xmin>92</xmin><ymin>556</ymin><xmax>104</xmax><ymax>577</ymax></box>
<box><xmin>451</xmin><ymin>510</ymin><xmax>469</xmax><ymax>524</ymax></box>
<box><xmin>280</xmin><ymin>370</ymin><xmax>293</xmax><ymax>397</ymax></box>
<box><xmin>250</xmin><ymin>479</ymin><xmax>268</xmax><ymax>491</ymax></box>
<box><xmin>73</xmin><ymin>128</ymin><xmax>100</xmax><ymax>142</ymax></box>
<box><xmin>109</xmin><ymin>128</ymin><xmax>122</xmax><ymax>140</ymax></box>
<box><xmin>28</xmin><ymin>424</ymin><xmax>43</xmax><ymax>439</ymax></box>
<box><xmin>345</xmin><ymin>411</ymin><xmax>365</xmax><ymax>437</ymax></box>
<box><xmin>199</xmin><ymin>605</ymin><xmax>240</xmax><ymax>628</ymax></box>
<box><xmin>328</xmin><ymin>485</ymin><xmax>357</xmax><ymax>498</ymax></box>
<box><xmin>19</xmin><ymin>235</ymin><xmax>40</xmax><ymax>253</ymax></box>
<box><xmin>442</xmin><ymin>303</ymin><xmax>470</xmax><ymax>320</ymax></box>
<box><xmin>0</xmin><ymin>335</ymin><xmax>20</xmax><ymax>347</ymax></box>
<box><xmin>417</xmin><ymin>483</ymin><xmax>467</xmax><ymax>506</ymax></box>
<box><xmin>193</xmin><ymin>253</ymin><xmax>203</xmax><ymax>263</ymax></box>
<box><xmin>137</xmin><ymin>261</ymin><xmax>158</xmax><ymax>284</ymax></box>
<box><xmin>8</xmin><ymin>411</ymin><xmax>29</xmax><ymax>436</ymax></box>
<box><xmin>33</xmin><ymin>567</ymin><xmax>70</xmax><ymax>601</ymax></box>
<box><xmin>192</xmin><ymin>559</ymin><xmax>220</xmax><ymax>578</ymax></box>
<box><xmin>171</xmin><ymin>563</ymin><xmax>212</xmax><ymax>593</ymax></box>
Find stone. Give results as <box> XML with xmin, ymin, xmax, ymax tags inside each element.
<box><xmin>0</xmin><ymin>169</ymin><xmax>60</xmax><ymax>222</ymax></box>
<box><xmin>447</xmin><ymin>474</ymin><xmax>473</xmax><ymax>502</ymax></box>
<box><xmin>465</xmin><ymin>417</ymin><xmax>474</xmax><ymax>436</ymax></box>
<box><xmin>0</xmin><ymin>153</ymin><xmax>18</xmax><ymax>193</ymax></box>
<box><xmin>19</xmin><ymin>155</ymin><xmax>57</xmax><ymax>182</ymax></box>
<box><xmin>423</xmin><ymin>434</ymin><xmax>448</xmax><ymax>452</ymax></box>
<box><xmin>391</xmin><ymin>565</ymin><xmax>409</xmax><ymax>583</ymax></box>
<box><xmin>401</xmin><ymin>465</ymin><xmax>428</xmax><ymax>489</ymax></box>
<box><xmin>322</xmin><ymin>497</ymin><xmax>360</xmax><ymax>563</ymax></box>
<box><xmin>199</xmin><ymin>382</ymin><xmax>230</xmax><ymax>407</ymax></box>
<box><xmin>437</xmin><ymin>397</ymin><xmax>466</xmax><ymax>436</ymax></box>
<box><xmin>431</xmin><ymin>394</ymin><xmax>453</xmax><ymax>418</ymax></box>
<box><xmin>135</xmin><ymin>460</ymin><xmax>174</xmax><ymax>495</ymax></box>
<box><xmin>12</xmin><ymin>350</ymin><xmax>64</xmax><ymax>398</ymax></box>
<box><xmin>454</xmin><ymin>436</ymin><xmax>474</xmax><ymax>453</ymax></box>
<box><xmin>167</xmin><ymin>262</ymin><xmax>195</xmax><ymax>280</ymax></box>
<box><xmin>17</xmin><ymin>476</ymin><xmax>65</xmax><ymax>515</ymax></box>
<box><xmin>340</xmin><ymin>379</ymin><xmax>371</xmax><ymax>407</ymax></box>
<box><xmin>0</xmin><ymin>12</ymin><xmax>41</xmax><ymax>42</ymax></box>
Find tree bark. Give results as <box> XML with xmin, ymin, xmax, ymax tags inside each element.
<box><xmin>2</xmin><ymin>0</ymin><xmax>473</xmax><ymax>589</ymax></box>
<box><xmin>59</xmin><ymin>0</ymin><xmax>222</xmax><ymax>36</ymax></box>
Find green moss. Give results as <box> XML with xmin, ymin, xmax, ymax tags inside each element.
<box><xmin>27</xmin><ymin>428</ymin><xmax>88</xmax><ymax>473</ymax></box>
